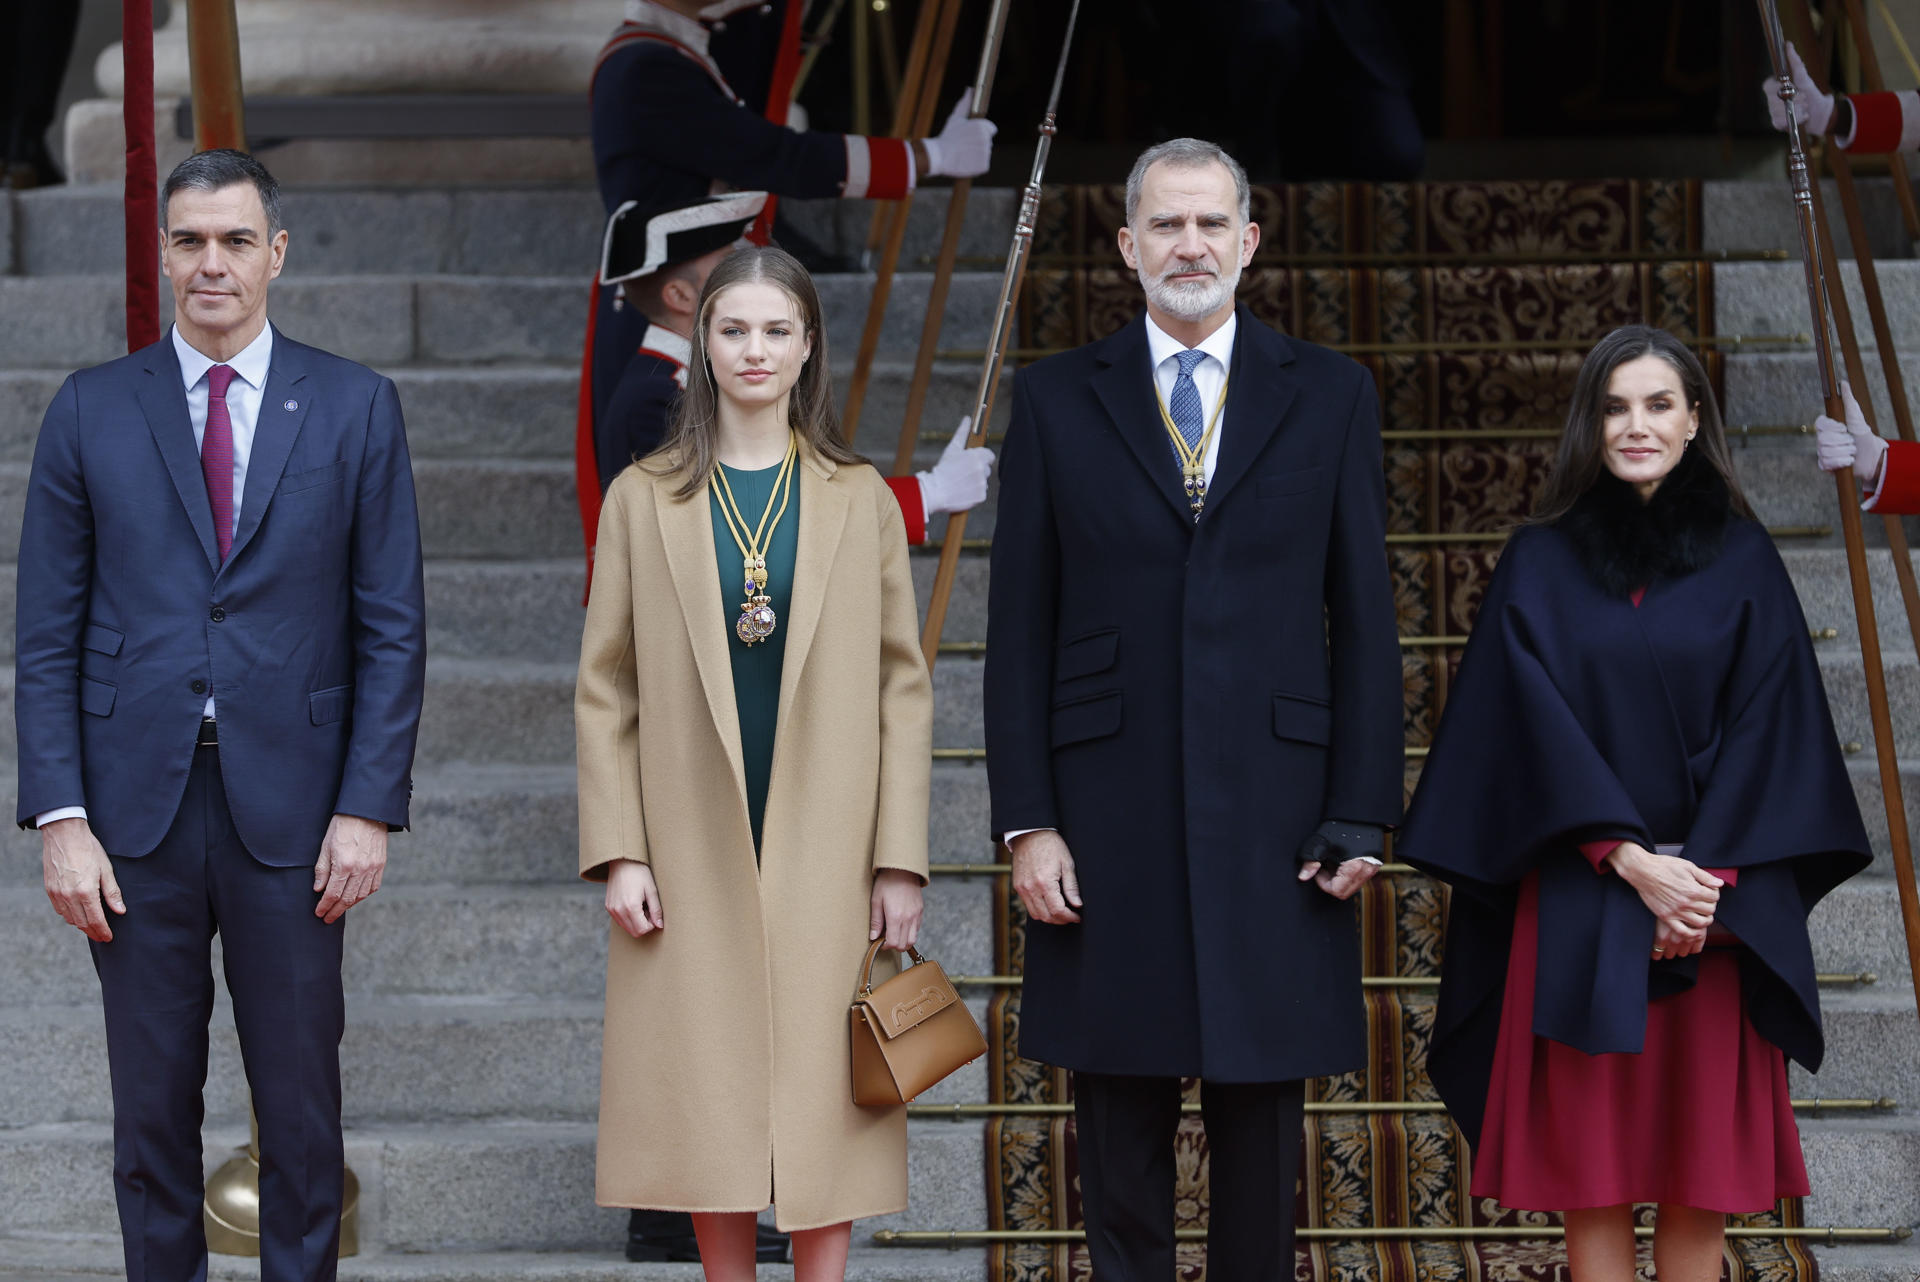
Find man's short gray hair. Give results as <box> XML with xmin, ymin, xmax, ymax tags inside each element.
<box><xmin>1124</xmin><ymin>139</ymin><xmax>1251</xmax><ymax>228</ymax></box>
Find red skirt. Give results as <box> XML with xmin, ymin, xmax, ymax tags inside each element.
<box><xmin>1469</xmin><ymin>870</ymin><xmax>1809</xmax><ymax>1212</ymax></box>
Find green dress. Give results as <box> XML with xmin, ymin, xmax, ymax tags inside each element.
<box><xmin>710</xmin><ymin>460</ymin><xmax>799</xmax><ymax>857</ymax></box>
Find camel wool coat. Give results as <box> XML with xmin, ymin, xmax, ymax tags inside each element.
<box><xmin>576</xmin><ymin>443</ymin><xmax>933</xmax><ymax>1231</ymax></box>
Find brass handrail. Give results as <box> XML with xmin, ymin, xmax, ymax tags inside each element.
<box><xmin>873</xmin><ymin>1226</ymin><xmax>1913</xmax><ymax>1245</ymax></box>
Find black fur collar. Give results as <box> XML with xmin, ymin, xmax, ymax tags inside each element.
<box><xmin>1552</xmin><ymin>448</ymin><xmax>1733</xmax><ymax>598</ymax></box>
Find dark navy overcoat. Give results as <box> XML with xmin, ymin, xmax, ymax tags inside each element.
<box><xmin>984</xmin><ymin>307</ymin><xmax>1405</xmax><ymax>1082</ymax></box>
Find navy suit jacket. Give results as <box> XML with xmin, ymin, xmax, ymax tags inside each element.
<box><xmin>983</xmin><ymin>307</ymin><xmax>1404</xmax><ymax>1081</ymax></box>
<box><xmin>15</xmin><ymin>326</ymin><xmax>426</xmax><ymax>868</ymax></box>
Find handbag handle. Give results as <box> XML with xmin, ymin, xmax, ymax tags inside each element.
<box><xmin>856</xmin><ymin>938</ymin><xmax>929</xmax><ymax>997</ymax></box>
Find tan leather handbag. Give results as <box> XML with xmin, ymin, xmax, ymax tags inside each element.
<box><xmin>849</xmin><ymin>939</ymin><xmax>987</xmax><ymax>1106</ymax></box>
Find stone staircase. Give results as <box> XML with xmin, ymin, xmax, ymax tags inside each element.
<box><xmin>0</xmin><ymin>180</ymin><xmax>1915</xmax><ymax>1282</ymax></box>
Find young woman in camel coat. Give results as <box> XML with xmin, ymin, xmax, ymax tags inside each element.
<box><xmin>575</xmin><ymin>246</ymin><xmax>933</xmax><ymax>1282</ymax></box>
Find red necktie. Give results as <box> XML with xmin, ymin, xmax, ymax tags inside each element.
<box><xmin>202</xmin><ymin>364</ymin><xmax>236</xmax><ymax>563</ymax></box>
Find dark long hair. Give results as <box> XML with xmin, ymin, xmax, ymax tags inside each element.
<box><xmin>1529</xmin><ymin>325</ymin><xmax>1754</xmax><ymax>523</ymax></box>
<box><xmin>649</xmin><ymin>245</ymin><xmax>865</xmax><ymax>499</ymax></box>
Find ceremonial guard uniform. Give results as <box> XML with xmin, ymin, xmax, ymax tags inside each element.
<box><xmin>579</xmin><ymin>0</ymin><xmax>993</xmax><ymax>573</ymax></box>
<box><xmin>587</xmin><ymin>194</ymin><xmax>991</xmax><ymax>574</ymax></box>
<box><xmin>582</xmin><ymin>1</ymin><xmax>911</xmax><ymax>535</ymax></box>
<box><xmin>1765</xmin><ymin>47</ymin><xmax>1920</xmax><ymax>510</ymax></box>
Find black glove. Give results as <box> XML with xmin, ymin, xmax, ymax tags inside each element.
<box><xmin>1295</xmin><ymin>820</ymin><xmax>1384</xmax><ymax>870</ymax></box>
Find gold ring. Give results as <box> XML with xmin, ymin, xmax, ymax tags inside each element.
<box><xmin>1652</xmin><ymin>947</ymin><xmax>1666</xmax><ymax>953</ymax></box>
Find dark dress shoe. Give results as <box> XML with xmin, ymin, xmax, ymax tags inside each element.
<box><xmin>624</xmin><ymin>1208</ymin><xmax>697</xmax><ymax>1262</ymax></box>
<box><xmin>623</xmin><ymin>1209</ymin><xmax>790</xmax><ymax>1263</ymax></box>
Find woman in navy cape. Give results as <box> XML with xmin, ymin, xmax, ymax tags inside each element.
<box><xmin>1399</xmin><ymin>326</ymin><xmax>1871</xmax><ymax>1282</ymax></box>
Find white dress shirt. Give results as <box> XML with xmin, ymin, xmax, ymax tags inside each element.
<box><xmin>1004</xmin><ymin>310</ymin><xmax>1379</xmax><ymax>865</ymax></box>
<box><xmin>175</xmin><ymin>322</ymin><xmax>273</xmax><ymax>546</ymax></box>
<box><xmin>34</xmin><ymin>323</ymin><xmax>273</xmax><ymax>830</ymax></box>
<box><xmin>1144</xmin><ymin>310</ymin><xmax>1236</xmax><ymax>484</ymax></box>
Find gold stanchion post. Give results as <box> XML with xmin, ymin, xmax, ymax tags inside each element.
<box><xmin>205</xmin><ymin>1098</ymin><xmax>361</xmax><ymax>1257</ymax></box>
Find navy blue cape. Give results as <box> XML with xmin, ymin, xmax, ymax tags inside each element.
<box><xmin>1398</xmin><ymin>518</ymin><xmax>1871</xmax><ymax>1149</ymax></box>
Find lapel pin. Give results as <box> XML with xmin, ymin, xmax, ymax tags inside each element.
<box><xmin>283</xmin><ymin>399</ymin><xmax>298</xmax><ymax>411</ymax></box>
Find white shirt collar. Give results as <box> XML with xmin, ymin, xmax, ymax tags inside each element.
<box><xmin>172</xmin><ymin>322</ymin><xmax>274</xmax><ymax>393</ymax></box>
<box><xmin>639</xmin><ymin>322</ymin><xmax>693</xmax><ymax>369</ymax></box>
<box><xmin>623</xmin><ymin>1</ymin><xmax>711</xmax><ymax>56</ymax></box>
<box><xmin>1144</xmin><ymin>309</ymin><xmax>1237</xmax><ymax>375</ymax></box>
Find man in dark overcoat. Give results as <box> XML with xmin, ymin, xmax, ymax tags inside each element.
<box><xmin>983</xmin><ymin>138</ymin><xmax>1404</xmax><ymax>1281</ymax></box>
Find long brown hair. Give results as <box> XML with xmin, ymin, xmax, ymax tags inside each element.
<box><xmin>648</xmin><ymin>245</ymin><xmax>865</xmax><ymax>498</ymax></box>
<box><xmin>1529</xmin><ymin>325</ymin><xmax>1753</xmax><ymax>524</ymax></box>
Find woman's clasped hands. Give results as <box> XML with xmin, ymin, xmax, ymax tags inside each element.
<box><xmin>1607</xmin><ymin>842</ymin><xmax>1723</xmax><ymax>961</ymax></box>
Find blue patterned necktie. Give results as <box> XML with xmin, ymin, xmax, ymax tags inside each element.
<box><xmin>1169</xmin><ymin>348</ymin><xmax>1207</xmax><ymax>460</ymax></box>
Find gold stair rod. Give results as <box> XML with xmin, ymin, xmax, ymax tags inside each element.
<box><xmin>940</xmin><ymin>627</ymin><xmax>1839</xmax><ymax>655</ymax></box>
<box><xmin>917</xmin><ymin>526</ymin><xmax>1835</xmax><ymax>555</ymax></box>
<box><xmin>939</xmin><ymin>335</ymin><xmax>1808</xmax><ymax>362</ymax></box>
<box><xmin>915</xmin><ymin>425</ymin><xmax>1813</xmax><ymax>446</ymax></box>
<box><xmin>929</xmin><ymin>862</ymin><xmax>1420</xmax><ymax>876</ymax></box>
<box><xmin>905</xmin><ymin>1097</ymin><xmax>1895</xmax><ymax>1119</ymax></box>
<box><xmin>952</xmin><ymin>972</ymin><xmax>1873</xmax><ymax>989</ymax></box>
<box><xmin>926</xmin><ymin>249</ymin><xmax>1793</xmax><ymax>268</ymax></box>
<box><xmin>940</xmin><ymin>742</ymin><xmax>1848</xmax><ymax>763</ymax></box>
<box><xmin>873</xmin><ymin>1226</ymin><xmax>1913</xmax><ymax>1245</ymax></box>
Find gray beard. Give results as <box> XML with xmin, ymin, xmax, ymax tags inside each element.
<box><xmin>1139</xmin><ymin>258</ymin><xmax>1241</xmax><ymax>321</ymax></box>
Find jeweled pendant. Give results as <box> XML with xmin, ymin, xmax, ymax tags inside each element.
<box><xmin>735</xmin><ymin>594</ymin><xmax>778</xmax><ymax>645</ymax></box>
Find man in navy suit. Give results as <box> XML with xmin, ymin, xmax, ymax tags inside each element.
<box><xmin>17</xmin><ymin>149</ymin><xmax>426</xmax><ymax>1282</ymax></box>
<box><xmin>984</xmin><ymin>138</ymin><xmax>1404</xmax><ymax>1280</ymax></box>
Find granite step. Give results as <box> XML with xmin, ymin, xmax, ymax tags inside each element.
<box><xmin>0</xmin><ymin>994</ymin><xmax>992</xmax><ymax>1130</ymax></box>
<box><xmin>415</xmin><ymin>556</ymin><xmax>992</xmax><ymax>666</ymax></box>
<box><xmin>1727</xmin><ymin>444</ymin><xmax>1913</xmax><ymax>550</ymax></box>
<box><xmin>0</xmin><ymin>1239</ymin><xmax>1911</xmax><ymax>1282</ymax></box>
<box><xmin>1722</xmin><ymin>350</ymin><xmax>1920</xmax><ymax>436</ymax></box>
<box><xmin>1704</xmin><ymin>177</ymin><xmax>1916</xmax><ymax>261</ymax></box>
<box><xmin>0</xmin><ymin>1117</ymin><xmax>1906</xmax><ymax>1251</ymax></box>
<box><xmin>0</xmin><ymin>186</ymin><xmax>1017</xmax><ymax>281</ymax></box>
<box><xmin>0</xmin><ymin>1237</ymin><xmax>991</xmax><ymax>1282</ymax></box>
<box><xmin>0</xmin><ymin>878</ymin><xmax>995</xmax><ymax>1009</ymax></box>
<box><xmin>0</xmin><ymin>361</ymin><xmax>1010</xmax><ymax>467</ymax></box>
<box><xmin>1</xmin><ymin>981</ymin><xmax>1907</xmax><ymax>1133</ymax></box>
<box><xmin>0</xmin><ymin>758</ymin><xmax>995</xmax><ymax>892</ymax></box>
<box><xmin>0</xmin><ymin>1119</ymin><xmax>988</xmax><ymax>1251</ymax></box>
<box><xmin>0</xmin><ymin>458</ymin><xmax>575</xmax><ymax>561</ymax></box>
<box><xmin>1794</xmin><ymin>985</ymin><xmax>1920</xmax><ymax>1107</ymax></box>
<box><xmin>1717</xmin><ymin>261</ymin><xmax>1920</xmax><ymax>356</ymax></box>
<box><xmin>0</xmin><ymin>273</ymin><xmax>1007</xmax><ymax>372</ymax></box>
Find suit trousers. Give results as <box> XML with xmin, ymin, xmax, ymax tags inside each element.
<box><xmin>90</xmin><ymin>742</ymin><xmax>346</xmax><ymax>1282</ymax></box>
<box><xmin>1072</xmin><ymin>1071</ymin><xmax>1306</xmax><ymax>1282</ymax></box>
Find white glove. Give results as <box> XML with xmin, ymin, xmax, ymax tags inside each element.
<box><xmin>1815</xmin><ymin>381</ymin><xmax>1888</xmax><ymax>486</ymax></box>
<box><xmin>920</xmin><ymin>92</ymin><xmax>997</xmax><ymax>180</ymax></box>
<box><xmin>917</xmin><ymin>415</ymin><xmax>995</xmax><ymax>517</ymax></box>
<box><xmin>698</xmin><ymin>1</ymin><xmax>768</xmax><ymax>20</ymax></box>
<box><xmin>1762</xmin><ymin>41</ymin><xmax>1835</xmax><ymax>137</ymax></box>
